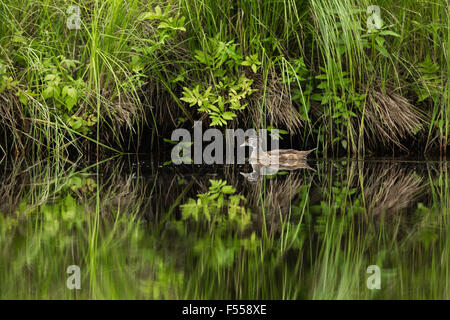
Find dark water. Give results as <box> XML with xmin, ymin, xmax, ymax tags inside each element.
<box><xmin>0</xmin><ymin>157</ymin><xmax>449</xmax><ymax>299</ymax></box>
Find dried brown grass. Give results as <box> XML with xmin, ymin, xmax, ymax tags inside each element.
<box><xmin>247</xmin><ymin>69</ymin><xmax>303</xmax><ymax>134</ymax></box>
<box><xmin>364</xmin><ymin>88</ymin><xmax>426</xmax><ymax>151</ymax></box>
<box><xmin>361</xmin><ymin>162</ymin><xmax>427</xmax><ymax>216</ymax></box>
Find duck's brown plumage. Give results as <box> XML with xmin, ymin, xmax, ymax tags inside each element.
<box><xmin>245</xmin><ymin>136</ymin><xmax>316</xmax><ymax>166</ymax></box>
<box><xmin>267</xmin><ymin>148</ymin><xmax>316</xmax><ymax>160</ymax></box>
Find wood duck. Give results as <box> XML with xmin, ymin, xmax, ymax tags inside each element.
<box><xmin>240</xmin><ymin>136</ymin><xmax>316</xmax><ymax>167</ymax></box>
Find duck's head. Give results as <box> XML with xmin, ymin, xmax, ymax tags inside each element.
<box><xmin>240</xmin><ymin>136</ymin><xmax>260</xmax><ymax>149</ymax></box>
<box><xmin>240</xmin><ymin>170</ymin><xmax>260</xmax><ymax>183</ymax></box>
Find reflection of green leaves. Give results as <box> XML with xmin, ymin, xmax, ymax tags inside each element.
<box><xmin>418</xmin><ymin>229</ymin><xmax>438</xmax><ymax>248</ymax></box>
<box><xmin>139</xmin><ymin>253</ymin><xmax>183</xmax><ymax>299</ymax></box>
<box><xmin>215</xmin><ymin>241</ymin><xmax>235</xmax><ymax>267</ymax></box>
<box><xmin>32</xmin><ymin>174</ymin><xmax>101</xmax><ymax>239</ymax></box>
<box><xmin>62</xmin><ymin>194</ymin><xmax>77</xmax><ymax>220</ymax></box>
<box><xmin>193</xmin><ymin>238</ymin><xmax>236</xmax><ymax>269</ymax></box>
<box><xmin>43</xmin><ymin>216</ymin><xmax>59</xmax><ymax>237</ymax></box>
<box><xmin>314</xmin><ymin>183</ymin><xmax>364</xmax><ymax>238</ymax></box>
<box><xmin>40</xmin><ymin>194</ymin><xmax>81</xmax><ymax>238</ymax></box>
<box><xmin>68</xmin><ymin>175</ymin><xmax>96</xmax><ymax>192</ymax></box>
<box><xmin>181</xmin><ymin>198</ymin><xmax>201</xmax><ymax>221</ymax></box>
<box><xmin>241</xmin><ymin>232</ymin><xmax>259</xmax><ymax>251</ymax></box>
<box><xmin>180</xmin><ymin>180</ymin><xmax>251</xmax><ymax>231</ymax></box>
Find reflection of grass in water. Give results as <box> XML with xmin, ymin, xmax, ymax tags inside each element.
<box><xmin>0</xmin><ymin>158</ymin><xmax>162</xmax><ymax>299</ymax></box>
<box><xmin>0</xmin><ymin>158</ymin><xmax>449</xmax><ymax>299</ymax></box>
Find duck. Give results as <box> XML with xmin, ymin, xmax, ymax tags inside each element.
<box><xmin>240</xmin><ymin>136</ymin><xmax>316</xmax><ymax>167</ymax></box>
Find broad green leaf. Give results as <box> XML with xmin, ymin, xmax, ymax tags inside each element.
<box><xmin>222</xmin><ymin>111</ymin><xmax>236</xmax><ymax>120</ymax></box>
<box><xmin>379</xmin><ymin>30</ymin><xmax>400</xmax><ymax>37</ymax></box>
<box><xmin>42</xmin><ymin>86</ymin><xmax>55</xmax><ymax>99</ymax></box>
<box><xmin>221</xmin><ymin>185</ymin><xmax>236</xmax><ymax>194</ymax></box>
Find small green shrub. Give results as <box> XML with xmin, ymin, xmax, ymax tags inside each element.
<box><xmin>181</xmin><ymin>36</ymin><xmax>260</xmax><ymax>126</ymax></box>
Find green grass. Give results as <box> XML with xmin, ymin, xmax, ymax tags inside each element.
<box><xmin>0</xmin><ymin>0</ymin><xmax>448</xmax><ymax>157</ymax></box>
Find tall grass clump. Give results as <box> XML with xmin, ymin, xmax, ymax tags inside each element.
<box><xmin>0</xmin><ymin>0</ymin><xmax>181</xmax><ymax>157</ymax></box>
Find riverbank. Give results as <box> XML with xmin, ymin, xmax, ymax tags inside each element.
<box><xmin>0</xmin><ymin>0</ymin><xmax>448</xmax><ymax>158</ymax></box>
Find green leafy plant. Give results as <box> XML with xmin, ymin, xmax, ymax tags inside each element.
<box><xmin>266</xmin><ymin>125</ymin><xmax>288</xmax><ymax>140</ymax></box>
<box><xmin>36</xmin><ymin>56</ymin><xmax>96</xmax><ymax>134</ymax></box>
<box><xmin>180</xmin><ymin>36</ymin><xmax>259</xmax><ymax>126</ymax></box>
<box><xmin>362</xmin><ymin>27</ymin><xmax>401</xmax><ymax>59</ymax></box>
<box><xmin>281</xmin><ymin>57</ymin><xmax>313</xmax><ymax>121</ymax></box>
<box><xmin>415</xmin><ymin>55</ymin><xmax>442</xmax><ymax>103</ymax></box>
<box><xmin>139</xmin><ymin>5</ymin><xmax>185</xmax><ymax>31</ymax></box>
<box><xmin>312</xmin><ymin>69</ymin><xmax>366</xmax><ymax>150</ymax></box>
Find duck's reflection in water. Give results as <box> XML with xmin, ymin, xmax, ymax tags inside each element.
<box><xmin>240</xmin><ymin>160</ymin><xmax>315</xmax><ymax>183</ymax></box>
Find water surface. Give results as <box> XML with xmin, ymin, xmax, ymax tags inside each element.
<box><xmin>1</xmin><ymin>157</ymin><xmax>449</xmax><ymax>299</ymax></box>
